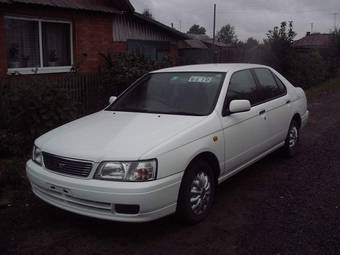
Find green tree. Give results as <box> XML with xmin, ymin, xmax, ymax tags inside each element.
<box><xmin>187</xmin><ymin>24</ymin><xmax>206</xmax><ymax>35</ymax></box>
<box><xmin>287</xmin><ymin>50</ymin><xmax>329</xmax><ymax>88</ymax></box>
<box><xmin>217</xmin><ymin>24</ymin><xmax>238</xmax><ymax>45</ymax></box>
<box><xmin>142</xmin><ymin>9</ymin><xmax>153</xmax><ymax>19</ymax></box>
<box><xmin>265</xmin><ymin>21</ymin><xmax>296</xmax><ymax>72</ymax></box>
<box><xmin>266</xmin><ymin>21</ymin><xmax>296</xmax><ymax>45</ymax></box>
<box><xmin>245</xmin><ymin>37</ymin><xmax>259</xmax><ymax>49</ymax></box>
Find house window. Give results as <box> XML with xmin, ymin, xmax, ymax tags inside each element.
<box><xmin>127</xmin><ymin>40</ymin><xmax>170</xmax><ymax>62</ymax></box>
<box><xmin>5</xmin><ymin>18</ymin><xmax>40</xmax><ymax>69</ymax></box>
<box><xmin>5</xmin><ymin>17</ymin><xmax>73</xmax><ymax>74</ymax></box>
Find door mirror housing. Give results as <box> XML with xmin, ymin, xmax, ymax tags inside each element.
<box><xmin>109</xmin><ymin>96</ymin><xmax>117</xmax><ymax>105</ymax></box>
<box><xmin>229</xmin><ymin>100</ymin><xmax>251</xmax><ymax>114</ymax></box>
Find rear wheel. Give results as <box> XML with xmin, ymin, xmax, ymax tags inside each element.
<box><xmin>282</xmin><ymin>119</ymin><xmax>300</xmax><ymax>157</ymax></box>
<box><xmin>176</xmin><ymin>160</ymin><xmax>216</xmax><ymax>224</ymax></box>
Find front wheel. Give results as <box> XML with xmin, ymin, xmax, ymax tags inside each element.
<box><xmin>176</xmin><ymin>160</ymin><xmax>216</xmax><ymax>224</ymax></box>
<box><xmin>282</xmin><ymin>120</ymin><xmax>300</xmax><ymax>157</ymax></box>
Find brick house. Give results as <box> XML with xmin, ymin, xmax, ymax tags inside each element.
<box><xmin>0</xmin><ymin>0</ymin><xmax>188</xmax><ymax>77</ymax></box>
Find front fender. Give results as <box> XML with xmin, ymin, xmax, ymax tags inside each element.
<box><xmin>155</xmin><ymin>130</ymin><xmax>224</xmax><ymax>179</ymax></box>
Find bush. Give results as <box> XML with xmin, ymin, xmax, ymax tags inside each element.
<box><xmin>100</xmin><ymin>53</ymin><xmax>172</xmax><ymax>93</ymax></box>
<box><xmin>244</xmin><ymin>44</ymin><xmax>279</xmax><ymax>67</ymax></box>
<box><xmin>0</xmin><ymin>77</ymin><xmax>80</xmax><ymax>156</ymax></box>
<box><xmin>286</xmin><ymin>50</ymin><xmax>330</xmax><ymax>88</ymax></box>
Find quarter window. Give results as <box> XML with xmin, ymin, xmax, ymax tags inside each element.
<box><xmin>225</xmin><ymin>69</ymin><xmax>259</xmax><ymax>108</ymax></box>
<box><xmin>254</xmin><ymin>68</ymin><xmax>283</xmax><ymax>101</ymax></box>
<box><xmin>273</xmin><ymin>74</ymin><xmax>287</xmax><ymax>95</ymax></box>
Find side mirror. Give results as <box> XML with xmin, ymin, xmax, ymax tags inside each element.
<box><xmin>109</xmin><ymin>96</ymin><xmax>117</xmax><ymax>105</ymax></box>
<box><xmin>229</xmin><ymin>100</ymin><xmax>251</xmax><ymax>114</ymax></box>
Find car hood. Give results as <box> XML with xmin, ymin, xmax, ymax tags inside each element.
<box><xmin>36</xmin><ymin>111</ymin><xmax>206</xmax><ymax>162</ymax></box>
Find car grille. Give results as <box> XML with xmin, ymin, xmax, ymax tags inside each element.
<box><xmin>42</xmin><ymin>152</ymin><xmax>93</xmax><ymax>177</ymax></box>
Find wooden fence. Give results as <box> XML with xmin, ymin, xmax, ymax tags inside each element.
<box><xmin>0</xmin><ymin>72</ymin><xmax>121</xmax><ymax>115</ymax></box>
<box><xmin>57</xmin><ymin>73</ymin><xmax>118</xmax><ymax>114</ymax></box>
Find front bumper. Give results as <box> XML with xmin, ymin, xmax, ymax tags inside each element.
<box><xmin>26</xmin><ymin>160</ymin><xmax>183</xmax><ymax>222</ymax></box>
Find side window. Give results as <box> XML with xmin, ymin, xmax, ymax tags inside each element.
<box><xmin>254</xmin><ymin>68</ymin><xmax>283</xmax><ymax>101</ymax></box>
<box><xmin>225</xmin><ymin>69</ymin><xmax>258</xmax><ymax>108</ymax></box>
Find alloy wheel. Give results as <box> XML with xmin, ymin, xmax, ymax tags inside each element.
<box><xmin>190</xmin><ymin>171</ymin><xmax>211</xmax><ymax>215</ymax></box>
<box><xmin>289</xmin><ymin>126</ymin><xmax>298</xmax><ymax>148</ymax></box>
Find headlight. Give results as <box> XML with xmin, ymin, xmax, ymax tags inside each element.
<box><xmin>95</xmin><ymin>160</ymin><xmax>157</xmax><ymax>182</ymax></box>
<box><xmin>32</xmin><ymin>145</ymin><xmax>43</xmax><ymax>166</ymax></box>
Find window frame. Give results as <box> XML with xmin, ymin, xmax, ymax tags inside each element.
<box><xmin>251</xmin><ymin>68</ymin><xmax>287</xmax><ymax>104</ymax></box>
<box><xmin>5</xmin><ymin>16</ymin><xmax>74</xmax><ymax>75</ymax></box>
<box><xmin>222</xmin><ymin>68</ymin><xmax>261</xmax><ymax>116</ymax></box>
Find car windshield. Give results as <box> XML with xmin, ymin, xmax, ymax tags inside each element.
<box><xmin>107</xmin><ymin>72</ymin><xmax>226</xmax><ymax>116</ymax></box>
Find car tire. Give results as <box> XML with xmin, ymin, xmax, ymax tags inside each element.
<box><xmin>282</xmin><ymin>119</ymin><xmax>300</xmax><ymax>157</ymax></box>
<box><xmin>176</xmin><ymin>160</ymin><xmax>216</xmax><ymax>224</ymax></box>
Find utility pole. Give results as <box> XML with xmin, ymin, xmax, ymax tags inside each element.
<box><xmin>310</xmin><ymin>23</ymin><xmax>314</xmax><ymax>33</ymax></box>
<box><xmin>333</xmin><ymin>13</ymin><xmax>338</xmax><ymax>31</ymax></box>
<box><xmin>213</xmin><ymin>4</ymin><xmax>216</xmax><ymax>46</ymax></box>
<box><xmin>212</xmin><ymin>3</ymin><xmax>216</xmax><ymax>62</ymax></box>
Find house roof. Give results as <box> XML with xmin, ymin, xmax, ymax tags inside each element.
<box><xmin>0</xmin><ymin>0</ymin><xmax>188</xmax><ymax>40</ymax></box>
<box><xmin>202</xmin><ymin>38</ymin><xmax>229</xmax><ymax>47</ymax></box>
<box><xmin>133</xmin><ymin>12</ymin><xmax>189</xmax><ymax>40</ymax></box>
<box><xmin>187</xmin><ymin>33</ymin><xmax>229</xmax><ymax>47</ymax></box>
<box><xmin>178</xmin><ymin>39</ymin><xmax>208</xmax><ymax>49</ymax></box>
<box><xmin>0</xmin><ymin>0</ymin><xmax>134</xmax><ymax>13</ymax></box>
<box><xmin>293</xmin><ymin>33</ymin><xmax>333</xmax><ymax>49</ymax></box>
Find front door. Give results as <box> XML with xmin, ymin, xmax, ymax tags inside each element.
<box><xmin>221</xmin><ymin>69</ymin><xmax>270</xmax><ymax>172</ymax></box>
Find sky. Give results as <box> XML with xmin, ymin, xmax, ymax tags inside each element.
<box><xmin>130</xmin><ymin>0</ymin><xmax>340</xmax><ymax>41</ymax></box>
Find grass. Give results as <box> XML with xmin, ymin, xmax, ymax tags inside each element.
<box><xmin>306</xmin><ymin>73</ymin><xmax>340</xmax><ymax>98</ymax></box>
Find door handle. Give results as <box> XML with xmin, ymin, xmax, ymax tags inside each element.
<box><xmin>259</xmin><ymin>110</ymin><xmax>266</xmax><ymax>115</ymax></box>
<box><xmin>286</xmin><ymin>100</ymin><xmax>291</xmax><ymax>104</ymax></box>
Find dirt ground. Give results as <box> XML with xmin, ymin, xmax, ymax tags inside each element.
<box><xmin>1</xmin><ymin>89</ymin><xmax>339</xmax><ymax>255</ymax></box>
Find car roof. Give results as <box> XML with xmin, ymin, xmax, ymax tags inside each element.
<box><xmin>151</xmin><ymin>63</ymin><xmax>269</xmax><ymax>73</ymax></box>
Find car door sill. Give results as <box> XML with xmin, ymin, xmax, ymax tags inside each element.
<box><xmin>218</xmin><ymin>142</ymin><xmax>285</xmax><ymax>184</ymax></box>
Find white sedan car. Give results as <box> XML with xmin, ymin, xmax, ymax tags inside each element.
<box><xmin>26</xmin><ymin>64</ymin><xmax>309</xmax><ymax>224</ymax></box>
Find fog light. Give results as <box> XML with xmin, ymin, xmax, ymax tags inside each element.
<box><xmin>114</xmin><ymin>204</ymin><xmax>140</xmax><ymax>215</ymax></box>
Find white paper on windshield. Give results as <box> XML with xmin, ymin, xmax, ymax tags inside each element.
<box><xmin>188</xmin><ymin>76</ymin><xmax>213</xmax><ymax>83</ymax></box>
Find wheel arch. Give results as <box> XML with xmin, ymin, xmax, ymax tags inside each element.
<box><xmin>186</xmin><ymin>151</ymin><xmax>221</xmax><ymax>186</ymax></box>
<box><xmin>292</xmin><ymin>113</ymin><xmax>302</xmax><ymax>129</ymax></box>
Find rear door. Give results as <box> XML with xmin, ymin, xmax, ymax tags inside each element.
<box><xmin>221</xmin><ymin>69</ymin><xmax>270</xmax><ymax>172</ymax></box>
<box><xmin>252</xmin><ymin>68</ymin><xmax>292</xmax><ymax>146</ymax></box>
